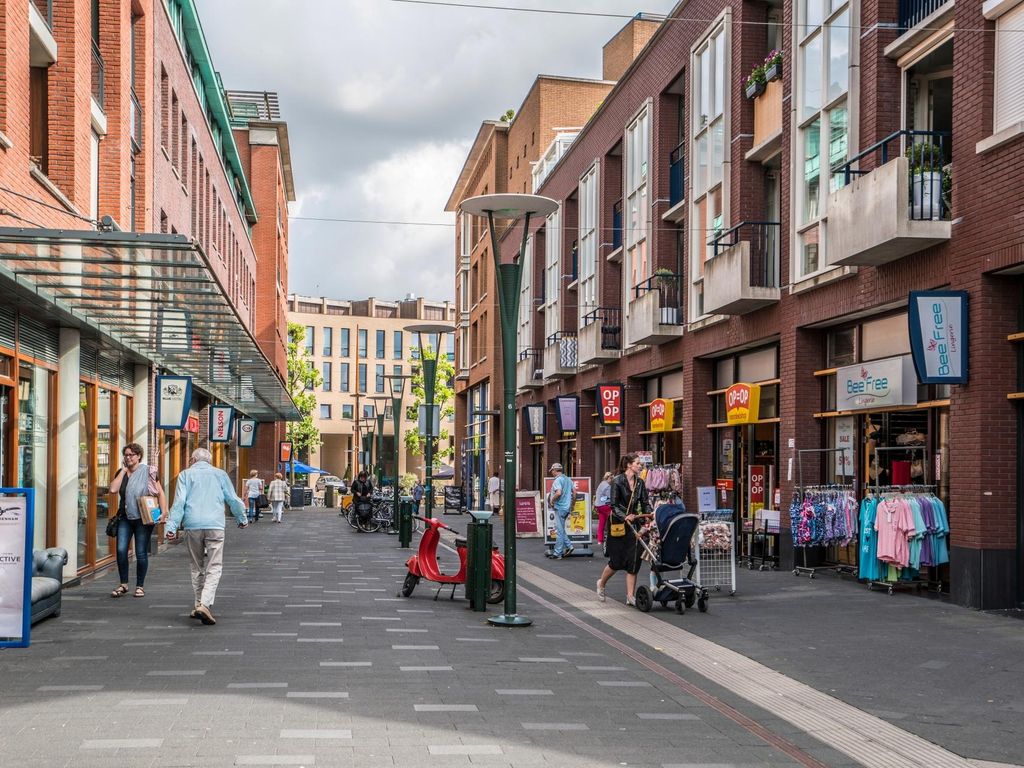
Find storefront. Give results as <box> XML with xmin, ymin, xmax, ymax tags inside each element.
<box><xmin>593</xmin><ymin>384</ymin><xmax>623</xmax><ymax>480</ymax></box>
<box><xmin>638</xmin><ymin>370</ymin><xmax>684</xmax><ymax>464</ymax></box>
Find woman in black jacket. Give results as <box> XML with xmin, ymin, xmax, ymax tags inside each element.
<box><xmin>596</xmin><ymin>453</ymin><xmax>651</xmax><ymax>605</ymax></box>
<box><xmin>350</xmin><ymin>471</ymin><xmax>374</xmax><ymax>524</ymax></box>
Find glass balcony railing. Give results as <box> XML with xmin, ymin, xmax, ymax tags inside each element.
<box><xmin>91</xmin><ymin>40</ymin><xmax>105</xmax><ymax>109</ymax></box>
<box><xmin>32</xmin><ymin>0</ymin><xmax>53</xmax><ymax>27</ymax></box>
<box><xmin>130</xmin><ymin>90</ymin><xmax>143</xmax><ymax>154</ymax></box>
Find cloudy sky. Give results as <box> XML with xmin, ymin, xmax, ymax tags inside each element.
<box><xmin>198</xmin><ymin>0</ymin><xmax>678</xmax><ymax>303</ymax></box>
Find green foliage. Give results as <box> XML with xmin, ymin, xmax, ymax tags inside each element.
<box><xmin>905</xmin><ymin>140</ymin><xmax>943</xmax><ymax>173</ymax></box>
<box><xmin>399</xmin><ymin>472</ymin><xmax>417</xmax><ymax>495</ymax></box>
<box><xmin>500</xmin><ymin>108</ymin><xmax>515</xmax><ymax>122</ymax></box>
<box><xmin>285</xmin><ymin>321</ymin><xmax>322</xmax><ymax>458</ymax></box>
<box><xmin>403</xmin><ymin>345</ymin><xmax>455</xmax><ymax>465</ymax></box>
<box><xmin>744</xmin><ymin>64</ymin><xmax>766</xmax><ymax>91</ymax></box>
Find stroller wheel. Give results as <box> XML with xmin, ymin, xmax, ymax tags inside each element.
<box><xmin>684</xmin><ymin>590</ymin><xmax>696</xmax><ymax>609</ymax></box>
<box><xmin>634</xmin><ymin>586</ymin><xmax>653</xmax><ymax>613</ymax></box>
<box><xmin>675</xmin><ymin>599</ymin><xmax>685</xmax><ymax>615</ymax></box>
<box><xmin>697</xmin><ymin>596</ymin><xmax>709</xmax><ymax>613</ymax></box>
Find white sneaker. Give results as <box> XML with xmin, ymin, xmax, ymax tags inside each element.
<box><xmin>596</xmin><ymin>580</ymin><xmax>605</xmax><ymax>602</ymax></box>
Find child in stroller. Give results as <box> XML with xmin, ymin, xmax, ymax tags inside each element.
<box><xmin>632</xmin><ymin>499</ymin><xmax>709</xmax><ymax>614</ymax></box>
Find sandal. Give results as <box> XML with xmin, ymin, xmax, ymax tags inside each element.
<box><xmin>133</xmin><ymin>586</ymin><xmax>145</xmax><ymax>598</ymax></box>
<box><xmin>111</xmin><ymin>584</ymin><xmax>129</xmax><ymax>598</ymax></box>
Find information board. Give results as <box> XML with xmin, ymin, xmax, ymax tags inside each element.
<box><xmin>0</xmin><ymin>489</ymin><xmax>34</xmax><ymax>648</ymax></box>
<box><xmin>443</xmin><ymin>486</ymin><xmax>465</xmax><ymax>514</ymax></box>
<box><xmin>542</xmin><ymin>477</ymin><xmax>592</xmax><ymax>548</ymax></box>
<box><xmin>513</xmin><ymin>492</ymin><xmax>542</xmax><ymax>538</ymax></box>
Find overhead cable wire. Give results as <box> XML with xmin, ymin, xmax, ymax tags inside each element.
<box><xmin>0</xmin><ymin>184</ymin><xmax>97</xmax><ymax>224</ymax></box>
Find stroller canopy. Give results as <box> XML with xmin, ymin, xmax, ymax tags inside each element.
<box><xmin>655</xmin><ymin>503</ymin><xmax>700</xmax><ymax>569</ymax></box>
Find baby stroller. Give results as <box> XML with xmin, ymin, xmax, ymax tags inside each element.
<box><xmin>632</xmin><ymin>502</ymin><xmax>709</xmax><ymax>615</ymax></box>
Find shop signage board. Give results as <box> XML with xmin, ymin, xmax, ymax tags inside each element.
<box><xmin>237</xmin><ymin>418</ymin><xmax>257</xmax><ymax>448</ymax></box>
<box><xmin>155</xmin><ymin>376</ymin><xmax>193</xmax><ymax>430</ymax></box>
<box><xmin>184</xmin><ymin>414</ymin><xmax>200</xmax><ymax>434</ymax></box>
<box><xmin>834</xmin><ymin>416</ymin><xmax>855</xmax><ymax>479</ymax></box>
<box><xmin>835</xmin><ymin>355</ymin><xmax>918</xmax><ymax>411</ymax></box>
<box><xmin>554</xmin><ymin>396</ymin><xmax>579</xmax><ymax>434</ymax></box>
<box><xmin>0</xmin><ymin>490</ymin><xmax>34</xmax><ymax>648</ymax></box>
<box><xmin>908</xmin><ymin>290</ymin><xmax>968</xmax><ymax>384</ymax></box>
<box><xmin>748</xmin><ymin>465</ymin><xmax>766</xmax><ymax>516</ymax></box>
<box><xmin>649</xmin><ymin>398</ymin><xmax>674</xmax><ymax>431</ymax></box>
<box><xmin>514</xmin><ymin>492</ymin><xmax>543</xmax><ymax>538</ymax></box>
<box><xmin>725</xmin><ymin>383</ymin><xmax>761</xmax><ymax>425</ymax></box>
<box><xmin>208</xmin><ymin>405</ymin><xmax>235</xmax><ymax>443</ymax></box>
<box><xmin>697</xmin><ymin>486</ymin><xmax>716</xmax><ymax>513</ymax></box>
<box><xmin>524</xmin><ymin>405</ymin><xmax>545</xmax><ymax>438</ymax></box>
<box><xmin>543</xmin><ymin>476</ymin><xmax>592</xmax><ymax>548</ymax></box>
<box><xmin>278</xmin><ymin>441</ymin><xmax>293</xmax><ymax>464</ymax></box>
<box><xmin>597</xmin><ymin>384</ymin><xmax>624</xmax><ymax>426</ymax></box>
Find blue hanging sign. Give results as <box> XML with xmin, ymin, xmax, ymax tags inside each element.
<box><xmin>209</xmin><ymin>404</ymin><xmax>236</xmax><ymax>443</ymax></box>
<box><xmin>237</xmin><ymin>418</ymin><xmax>257</xmax><ymax>448</ymax></box>
<box><xmin>155</xmin><ymin>376</ymin><xmax>193</xmax><ymax>430</ymax></box>
<box><xmin>554</xmin><ymin>395</ymin><xmax>579</xmax><ymax>434</ymax></box>
<box><xmin>0</xmin><ymin>488</ymin><xmax>35</xmax><ymax>648</ymax></box>
<box><xmin>908</xmin><ymin>290</ymin><xmax>969</xmax><ymax>384</ymax></box>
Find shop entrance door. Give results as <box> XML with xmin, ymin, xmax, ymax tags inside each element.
<box><xmin>0</xmin><ymin>387</ymin><xmax>10</xmax><ymax>486</ymax></box>
<box><xmin>736</xmin><ymin>423</ymin><xmax>778</xmax><ymax>565</ymax></box>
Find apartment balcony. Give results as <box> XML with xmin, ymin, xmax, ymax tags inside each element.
<box><xmin>516</xmin><ymin>349</ymin><xmax>543</xmax><ymax>390</ymax></box>
<box><xmin>827</xmin><ymin>130</ymin><xmax>951</xmax><ymax>268</ymax></box>
<box><xmin>704</xmin><ymin>222</ymin><xmax>781</xmax><ymax>315</ymax></box>
<box><xmin>578</xmin><ymin>307</ymin><xmax>622</xmax><ymax>364</ymax></box>
<box><xmin>29</xmin><ymin>0</ymin><xmax>57</xmax><ymax>66</ymax></box>
<box><xmin>625</xmin><ymin>273</ymin><xmax>684</xmax><ymax>346</ymax></box>
<box><xmin>746</xmin><ymin>79</ymin><xmax>782</xmax><ymax>163</ymax></box>
<box><xmin>899</xmin><ymin>0</ymin><xmax>947</xmax><ymax>31</ymax></box>
<box><xmin>663</xmin><ymin>142</ymin><xmax>686</xmax><ymax>223</ymax></box>
<box><xmin>543</xmin><ymin>332</ymin><xmax>577</xmax><ymax>378</ymax></box>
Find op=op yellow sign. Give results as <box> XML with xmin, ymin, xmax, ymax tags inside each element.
<box><xmin>725</xmin><ymin>383</ymin><xmax>761</xmax><ymax>425</ymax></box>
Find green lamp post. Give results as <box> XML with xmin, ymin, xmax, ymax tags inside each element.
<box><xmin>371</xmin><ymin>396</ymin><xmax>389</xmax><ymax>487</ymax></box>
<box><xmin>387</xmin><ymin>372</ymin><xmax>410</xmax><ymax>533</ymax></box>
<box><xmin>406</xmin><ymin>323</ymin><xmax>455</xmax><ymax>517</ymax></box>
<box><xmin>458</xmin><ymin>193</ymin><xmax>558</xmax><ymax>629</ymax></box>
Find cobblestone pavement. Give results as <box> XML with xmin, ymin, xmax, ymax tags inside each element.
<box><xmin>2</xmin><ymin>509</ymin><xmax>1021</xmax><ymax>768</ymax></box>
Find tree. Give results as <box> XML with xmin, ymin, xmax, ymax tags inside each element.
<box><xmin>403</xmin><ymin>346</ymin><xmax>455</xmax><ymax>466</ymax></box>
<box><xmin>286</xmin><ymin>321</ymin><xmax>322</xmax><ymax>460</ymax></box>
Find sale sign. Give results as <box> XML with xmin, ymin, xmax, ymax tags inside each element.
<box><xmin>649</xmin><ymin>398</ymin><xmax>674</xmax><ymax>432</ymax></box>
<box><xmin>597</xmin><ymin>384</ymin><xmax>623</xmax><ymax>426</ymax></box>
<box><xmin>725</xmin><ymin>383</ymin><xmax>761</xmax><ymax>425</ymax></box>
<box><xmin>748</xmin><ymin>464</ymin><xmax>766</xmax><ymax>516</ymax></box>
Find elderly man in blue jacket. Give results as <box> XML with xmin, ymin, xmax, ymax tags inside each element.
<box><xmin>166</xmin><ymin>447</ymin><xmax>248</xmax><ymax>625</ymax></box>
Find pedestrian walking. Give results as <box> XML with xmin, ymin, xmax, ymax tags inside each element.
<box><xmin>546</xmin><ymin>463</ymin><xmax>575</xmax><ymax>559</ymax></box>
<box><xmin>165</xmin><ymin>448</ymin><xmax>248</xmax><ymax>625</ymax></box>
<box><xmin>488</xmin><ymin>470</ymin><xmax>502</xmax><ymax>516</ymax></box>
<box><xmin>594</xmin><ymin>471</ymin><xmax>613</xmax><ymax>554</ymax></box>
<box><xmin>108</xmin><ymin>443</ymin><xmax>168</xmax><ymax>599</ymax></box>
<box><xmin>411</xmin><ymin>478</ymin><xmax>424</xmax><ymax>514</ymax></box>
<box><xmin>268</xmin><ymin>472</ymin><xmax>289</xmax><ymax>523</ymax></box>
<box><xmin>243</xmin><ymin>469</ymin><xmax>264</xmax><ymax>523</ymax></box>
<box><xmin>596</xmin><ymin>454</ymin><xmax>651</xmax><ymax>604</ymax></box>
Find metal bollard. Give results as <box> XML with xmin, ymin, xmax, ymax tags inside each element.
<box><xmin>465</xmin><ymin>512</ymin><xmax>493</xmax><ymax>612</ymax></box>
<box><xmin>398</xmin><ymin>497</ymin><xmax>414</xmax><ymax>548</ymax></box>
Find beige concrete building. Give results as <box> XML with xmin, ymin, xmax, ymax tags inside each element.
<box><xmin>288</xmin><ymin>295</ymin><xmax>456</xmax><ymax>484</ymax></box>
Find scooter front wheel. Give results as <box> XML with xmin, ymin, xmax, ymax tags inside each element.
<box><xmin>487</xmin><ymin>579</ymin><xmax>505</xmax><ymax>604</ymax></box>
<box><xmin>401</xmin><ymin>573</ymin><xmax>419</xmax><ymax>597</ymax></box>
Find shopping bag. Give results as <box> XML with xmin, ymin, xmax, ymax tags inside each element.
<box><xmin>137</xmin><ymin>495</ymin><xmax>162</xmax><ymax>525</ymax></box>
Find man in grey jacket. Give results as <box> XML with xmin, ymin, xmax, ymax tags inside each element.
<box><xmin>166</xmin><ymin>448</ymin><xmax>248</xmax><ymax>625</ymax></box>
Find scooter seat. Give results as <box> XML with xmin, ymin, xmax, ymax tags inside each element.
<box><xmin>454</xmin><ymin>537</ymin><xmax>467</xmax><ymax>548</ymax></box>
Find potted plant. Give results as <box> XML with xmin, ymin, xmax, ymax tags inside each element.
<box><xmin>744</xmin><ymin>64</ymin><xmax>766</xmax><ymax>99</ymax></box>
<box><xmin>906</xmin><ymin>140</ymin><xmax>945</xmax><ymax>220</ymax></box>
<box><xmin>764</xmin><ymin>50</ymin><xmax>783</xmax><ymax>82</ymax></box>
<box><xmin>653</xmin><ymin>269</ymin><xmax>679</xmax><ymax>323</ymax></box>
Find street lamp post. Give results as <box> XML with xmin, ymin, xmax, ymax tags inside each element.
<box><xmin>363</xmin><ymin>421</ymin><xmax>375</xmax><ymax>477</ymax></box>
<box><xmin>459</xmin><ymin>193</ymin><xmax>558</xmax><ymax>629</ymax></box>
<box><xmin>387</xmin><ymin>373</ymin><xmax>409</xmax><ymax>533</ymax></box>
<box><xmin>371</xmin><ymin>396</ymin><xmax>390</xmax><ymax>487</ymax></box>
<box><xmin>406</xmin><ymin>324</ymin><xmax>455</xmax><ymax>517</ymax></box>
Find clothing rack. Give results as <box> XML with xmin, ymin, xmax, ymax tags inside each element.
<box><xmin>793</xmin><ymin>448</ymin><xmax>856</xmax><ymax>579</ymax></box>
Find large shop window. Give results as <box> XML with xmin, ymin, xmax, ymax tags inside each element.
<box><xmin>794</xmin><ymin>0</ymin><xmax>851</xmax><ymax>279</ymax></box>
<box><xmin>626</xmin><ymin>105</ymin><xmax>651</xmax><ymax>299</ymax></box>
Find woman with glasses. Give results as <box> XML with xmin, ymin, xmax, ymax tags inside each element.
<box><xmin>108</xmin><ymin>443</ymin><xmax>168</xmax><ymax>598</ymax></box>
<box><xmin>596</xmin><ymin>453</ymin><xmax>651</xmax><ymax>605</ymax></box>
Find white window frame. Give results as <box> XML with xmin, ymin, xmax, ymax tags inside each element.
<box><xmin>532</xmin><ymin>131</ymin><xmax>580</xmax><ymax>192</ymax></box>
<box><xmin>624</xmin><ymin>103</ymin><xmax>651</xmax><ymax>308</ymax></box>
<box><xmin>543</xmin><ymin>209</ymin><xmax>561</xmax><ymax>340</ymax></box>
<box><xmin>792</xmin><ymin>0</ymin><xmax>856</xmax><ymax>282</ymax></box>
<box><xmin>458</xmin><ymin>269</ymin><xmax>469</xmax><ymax>313</ymax></box>
<box><xmin>578</xmin><ymin>162</ymin><xmax>599</xmax><ymax>325</ymax></box>
<box><xmin>518</xmin><ymin>235</ymin><xmax>534</xmax><ymax>354</ymax></box>
<box><xmin>991</xmin><ymin>1</ymin><xmax>1024</xmax><ymax>133</ymax></box>
<box><xmin>459</xmin><ymin>211</ymin><xmax>471</xmax><ymax>260</ymax></box>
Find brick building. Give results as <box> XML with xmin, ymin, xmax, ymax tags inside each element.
<box><xmin>462</xmin><ymin>0</ymin><xmax>1024</xmax><ymax>609</ymax></box>
<box><xmin>0</xmin><ymin>0</ymin><xmax>295</xmax><ymax>580</ymax></box>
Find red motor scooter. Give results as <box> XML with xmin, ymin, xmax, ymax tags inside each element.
<box><xmin>402</xmin><ymin>515</ymin><xmax>505</xmax><ymax>603</ymax></box>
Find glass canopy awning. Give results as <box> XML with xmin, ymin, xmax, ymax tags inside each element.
<box><xmin>0</xmin><ymin>227</ymin><xmax>299</xmax><ymax>422</ymax></box>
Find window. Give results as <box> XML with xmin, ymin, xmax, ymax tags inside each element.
<box><xmin>393</xmin><ymin>330</ymin><xmax>403</xmax><ymax>360</ymax></box>
<box><xmin>690</xmin><ymin>24</ymin><xmax>726</xmax><ymax>319</ymax></box>
<box><xmin>626</xmin><ymin>105</ymin><xmax>651</xmax><ymax>295</ymax></box>
<box><xmin>578</xmin><ymin>164</ymin><xmax>599</xmax><ymax>323</ymax></box>
<box><xmin>362</xmin><ymin>404</ymin><xmax>375</xmax><ymax>420</ymax></box>
<box><xmin>322</xmin><ymin>327</ymin><xmax>333</xmax><ymax>356</ymax></box>
<box><xmin>517</xmin><ymin>235</ymin><xmax>533</xmax><ymax>355</ymax></box>
<box><xmin>358</xmin><ymin>329</ymin><xmax>367</xmax><ymax>358</ymax></box>
<box><xmin>322</xmin><ymin>362</ymin><xmax>332</xmax><ymax>392</ymax></box>
<box><xmin>376</xmin><ymin>330</ymin><xmax>385</xmax><ymax>359</ymax></box>
<box><xmin>90</xmin><ymin>130</ymin><xmax>100</xmax><ymax>221</ymax></box>
<box><xmin>358</xmin><ymin>363</ymin><xmax>367</xmax><ymax>392</ymax></box>
<box><xmin>339</xmin><ymin>362</ymin><xmax>350</xmax><ymax>392</ymax></box>
<box><xmin>29</xmin><ymin>66</ymin><xmax>49</xmax><ymax>173</ymax></box>
<box><xmin>375</xmin><ymin>364</ymin><xmax>385</xmax><ymax>393</ymax></box>
<box><xmin>995</xmin><ymin>4</ymin><xmax>1024</xmax><ymax>132</ymax></box>
<box><xmin>342</xmin><ymin>404</ymin><xmax>353</xmax><ymax>419</ymax></box>
<box><xmin>320</xmin><ymin>404</ymin><xmax>331</xmax><ymax>419</ymax></box>
<box><xmin>543</xmin><ymin>210</ymin><xmax>561</xmax><ymax>339</ymax></box>
<box><xmin>446</xmin><ymin>334</ymin><xmax>455</xmax><ymax>361</ymax></box>
<box><xmin>459</xmin><ymin>212</ymin><xmax>471</xmax><ymax>259</ymax></box>
<box><xmin>340</xmin><ymin>328</ymin><xmax>350</xmax><ymax>357</ymax></box>
<box><xmin>795</xmin><ymin>0</ymin><xmax>851</xmax><ymax>278</ymax></box>
<box><xmin>304</xmin><ymin>326</ymin><xmax>314</xmax><ymax>355</ymax></box>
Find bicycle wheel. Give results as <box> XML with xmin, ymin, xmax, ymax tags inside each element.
<box><xmin>356</xmin><ymin>511</ymin><xmax>380</xmax><ymax>533</ymax></box>
<box><xmin>347</xmin><ymin>506</ymin><xmax>359</xmax><ymax>529</ymax></box>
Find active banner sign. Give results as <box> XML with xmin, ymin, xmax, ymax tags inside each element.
<box><xmin>0</xmin><ymin>490</ymin><xmax>34</xmax><ymax>648</ymax></box>
<box><xmin>597</xmin><ymin>384</ymin><xmax>623</xmax><ymax>426</ymax></box>
<box><xmin>908</xmin><ymin>290</ymin><xmax>968</xmax><ymax>384</ymax></box>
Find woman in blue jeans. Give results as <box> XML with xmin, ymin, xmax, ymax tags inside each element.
<box><xmin>108</xmin><ymin>443</ymin><xmax>168</xmax><ymax>598</ymax></box>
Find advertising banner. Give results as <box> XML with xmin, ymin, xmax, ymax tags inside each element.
<box><xmin>554</xmin><ymin>396</ymin><xmax>578</xmax><ymax>434</ymax></box>
<box><xmin>649</xmin><ymin>398</ymin><xmax>674</xmax><ymax>431</ymax></box>
<box><xmin>748</xmin><ymin>465</ymin><xmax>766</xmax><ymax>517</ymax></box>
<box><xmin>835</xmin><ymin>355</ymin><xmax>918</xmax><ymax>411</ymax></box>
<box><xmin>908</xmin><ymin>290</ymin><xmax>968</xmax><ymax>384</ymax></box>
<box><xmin>725</xmin><ymin>383</ymin><xmax>761</xmax><ymax>425</ymax></box>
<box><xmin>237</xmin><ymin>418</ymin><xmax>257</xmax><ymax>448</ymax></box>
<box><xmin>514</xmin><ymin>492</ymin><xmax>543</xmax><ymax>538</ymax></box>
<box><xmin>208</xmin><ymin>405</ymin><xmax>235</xmax><ymax>443</ymax></box>
<box><xmin>543</xmin><ymin>476</ymin><xmax>592</xmax><ymax>548</ymax></box>
<box><xmin>155</xmin><ymin>376</ymin><xmax>192</xmax><ymax>430</ymax></box>
<box><xmin>278</xmin><ymin>441</ymin><xmax>293</xmax><ymax>464</ymax></box>
<box><xmin>524</xmin><ymin>405</ymin><xmax>546</xmax><ymax>438</ymax></box>
<box><xmin>834</xmin><ymin>416</ymin><xmax>855</xmax><ymax>480</ymax></box>
<box><xmin>0</xmin><ymin>490</ymin><xmax>34</xmax><ymax>648</ymax></box>
<box><xmin>597</xmin><ymin>384</ymin><xmax>623</xmax><ymax>426</ymax></box>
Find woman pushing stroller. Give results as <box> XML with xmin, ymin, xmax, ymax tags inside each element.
<box><xmin>596</xmin><ymin>453</ymin><xmax>652</xmax><ymax>604</ymax></box>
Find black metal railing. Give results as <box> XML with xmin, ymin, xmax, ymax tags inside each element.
<box><xmin>518</xmin><ymin>348</ymin><xmax>541</xmax><ymax>363</ymax></box>
<box><xmin>91</xmin><ymin>40</ymin><xmax>105</xmax><ymax>109</ymax></box>
<box><xmin>582</xmin><ymin>307</ymin><xmax>622</xmax><ymax>350</ymax></box>
<box><xmin>129</xmin><ymin>89</ymin><xmax>143</xmax><ymax>154</ymax></box>
<box><xmin>546</xmin><ymin>332</ymin><xmax>578</xmax><ymax>369</ymax></box>
<box><xmin>835</xmin><ymin>129</ymin><xmax>951</xmax><ymax>221</ymax></box>
<box><xmin>898</xmin><ymin>0</ymin><xmax>946</xmax><ymax>31</ymax></box>
<box><xmin>669</xmin><ymin>141</ymin><xmax>685</xmax><ymax>207</ymax></box>
<box><xmin>633</xmin><ymin>273</ymin><xmax>684</xmax><ymax>325</ymax></box>
<box><xmin>612</xmin><ymin>199</ymin><xmax>623</xmax><ymax>251</ymax></box>
<box><xmin>518</xmin><ymin>348</ymin><xmax>543</xmax><ymax>382</ymax></box>
<box><xmin>710</xmin><ymin>221</ymin><xmax>781</xmax><ymax>289</ymax></box>
<box><xmin>32</xmin><ymin>0</ymin><xmax>53</xmax><ymax>27</ymax></box>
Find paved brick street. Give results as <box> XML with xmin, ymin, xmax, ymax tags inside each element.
<box><xmin>3</xmin><ymin>510</ymin><xmax>1023</xmax><ymax>768</ymax></box>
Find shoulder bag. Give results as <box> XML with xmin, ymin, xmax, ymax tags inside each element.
<box><xmin>610</xmin><ymin>479</ymin><xmax>638</xmax><ymax>538</ymax></box>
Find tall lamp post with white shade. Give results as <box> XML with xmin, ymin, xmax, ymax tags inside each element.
<box><xmin>459</xmin><ymin>193</ymin><xmax>558</xmax><ymax>628</ymax></box>
<box><xmin>406</xmin><ymin>324</ymin><xmax>456</xmax><ymax>516</ymax></box>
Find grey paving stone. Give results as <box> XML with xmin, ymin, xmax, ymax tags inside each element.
<box><xmin>81</xmin><ymin>738</ymin><xmax>163</xmax><ymax>749</ymax></box>
<box><xmin>414</xmin><ymin>705</ymin><xmax>479</xmax><ymax>712</ymax></box>
<box><xmin>279</xmin><ymin>729</ymin><xmax>352</xmax><ymax>739</ymax></box>
<box><xmin>227</xmin><ymin>683</ymin><xmax>288</xmax><ymax>689</ymax></box>
<box><xmin>496</xmin><ymin>689</ymin><xmax>554</xmax><ymax>695</ymax></box>
<box><xmin>320</xmin><ymin>662</ymin><xmax>371</xmax><ymax>667</ymax></box>
<box><xmin>521</xmin><ymin>722</ymin><xmax>589</xmax><ymax>731</ymax></box>
<box><xmin>637</xmin><ymin>713</ymin><xmax>702</xmax><ymax>720</ymax></box>
<box><xmin>147</xmin><ymin>670</ymin><xmax>206</xmax><ymax>676</ymax></box>
<box><xmin>38</xmin><ymin>685</ymin><xmax>104</xmax><ymax>692</ymax></box>
<box><xmin>427</xmin><ymin>744</ymin><xmax>502</xmax><ymax>755</ymax></box>
<box><xmin>597</xmin><ymin>681</ymin><xmax>653</xmax><ymax>687</ymax></box>
<box><xmin>234</xmin><ymin>756</ymin><xmax>315</xmax><ymax>766</ymax></box>
<box><xmin>399</xmin><ymin>666</ymin><xmax>453</xmax><ymax>671</ymax></box>
<box><xmin>285</xmin><ymin>692</ymin><xmax>349</xmax><ymax>699</ymax></box>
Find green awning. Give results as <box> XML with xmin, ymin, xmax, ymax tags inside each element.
<box><xmin>0</xmin><ymin>227</ymin><xmax>298</xmax><ymax>422</ymax></box>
